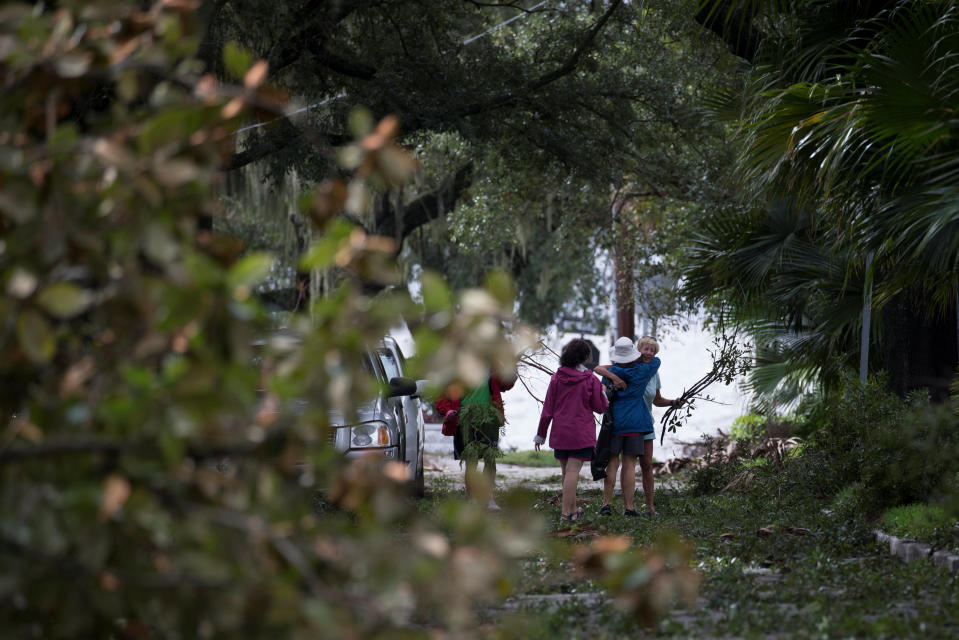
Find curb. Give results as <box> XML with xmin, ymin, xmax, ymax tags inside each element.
<box><xmin>874</xmin><ymin>529</ymin><xmax>959</xmax><ymax>572</ymax></box>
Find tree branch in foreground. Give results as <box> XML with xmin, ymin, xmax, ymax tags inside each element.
<box><xmin>0</xmin><ymin>430</ymin><xmax>300</xmax><ymax>463</ymax></box>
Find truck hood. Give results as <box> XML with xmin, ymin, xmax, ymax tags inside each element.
<box><xmin>327</xmin><ymin>397</ymin><xmax>384</xmax><ymax>427</ymax></box>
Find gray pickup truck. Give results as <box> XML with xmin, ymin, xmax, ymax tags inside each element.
<box><xmin>327</xmin><ymin>336</ymin><xmax>426</xmax><ymax>496</ymax></box>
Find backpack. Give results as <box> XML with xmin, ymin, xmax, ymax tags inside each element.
<box><xmin>590</xmin><ymin>383</ymin><xmax>616</xmax><ymax>481</ymax></box>
<box><xmin>441</xmin><ymin>409</ymin><xmax>459</xmax><ymax>436</ymax></box>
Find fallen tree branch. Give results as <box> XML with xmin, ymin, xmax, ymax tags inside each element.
<box><xmin>517</xmin><ymin>372</ymin><xmax>546</xmax><ymax>407</ymax></box>
<box><xmin>659</xmin><ymin>330</ymin><xmax>751</xmax><ymax>445</ymax></box>
<box><xmin>518</xmin><ymin>354</ymin><xmax>555</xmax><ymax>377</ymax></box>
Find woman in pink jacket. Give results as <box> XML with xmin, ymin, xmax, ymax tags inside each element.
<box><xmin>534</xmin><ymin>339</ymin><xmax>609</xmax><ymax>523</ymax></box>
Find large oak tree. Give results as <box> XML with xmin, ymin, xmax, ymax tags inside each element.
<box><xmin>203</xmin><ymin>0</ymin><xmax>738</xmax><ymax>325</ymax></box>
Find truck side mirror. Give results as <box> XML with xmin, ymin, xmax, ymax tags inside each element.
<box><xmin>387</xmin><ymin>376</ymin><xmax>417</xmax><ymax>397</ymax></box>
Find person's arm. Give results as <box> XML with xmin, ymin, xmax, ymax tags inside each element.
<box><xmin>653</xmin><ymin>389</ymin><xmax>681</xmax><ymax>407</ymax></box>
<box><xmin>593</xmin><ymin>365</ymin><xmax>626</xmax><ymax>390</ymax></box>
<box><xmin>589</xmin><ymin>376</ymin><xmax>610</xmax><ymax>414</ymax></box>
<box><xmin>630</xmin><ymin>357</ymin><xmax>661</xmax><ymax>389</ymax></box>
<box><xmin>435</xmin><ymin>395</ymin><xmax>460</xmax><ymax>432</ymax></box>
<box><xmin>435</xmin><ymin>395</ymin><xmax>459</xmax><ymax>415</ymax></box>
<box><xmin>534</xmin><ymin>377</ymin><xmax>556</xmax><ymax>450</ymax></box>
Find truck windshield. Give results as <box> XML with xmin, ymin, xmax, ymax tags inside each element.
<box><xmin>376</xmin><ymin>349</ymin><xmax>401</xmax><ymax>380</ymax></box>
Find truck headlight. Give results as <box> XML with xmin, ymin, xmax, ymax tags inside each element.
<box><xmin>350</xmin><ymin>421</ymin><xmax>392</xmax><ymax>448</ymax></box>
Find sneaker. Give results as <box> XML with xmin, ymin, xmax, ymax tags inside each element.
<box><xmin>599</xmin><ymin>505</ymin><xmax>612</xmax><ymax>516</ymax></box>
<box><xmin>623</xmin><ymin>508</ymin><xmax>640</xmax><ymax>517</ymax></box>
<box><xmin>487</xmin><ymin>498</ymin><xmax>501</xmax><ymax>512</ymax></box>
<box><xmin>645</xmin><ymin>509</ymin><xmax>659</xmax><ymax>517</ymax></box>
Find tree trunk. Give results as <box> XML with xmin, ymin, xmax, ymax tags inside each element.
<box><xmin>612</xmin><ymin>196</ymin><xmax>634</xmax><ymax>339</ymax></box>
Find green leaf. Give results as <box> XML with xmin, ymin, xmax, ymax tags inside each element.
<box><xmin>419</xmin><ymin>270</ymin><xmax>451</xmax><ymax>313</ymax></box>
<box><xmin>299</xmin><ymin>220</ymin><xmax>354</xmax><ymax>270</ymax></box>
<box><xmin>348</xmin><ymin>106</ymin><xmax>374</xmax><ymax>138</ymax></box>
<box><xmin>484</xmin><ymin>269</ymin><xmax>515</xmax><ymax>308</ymax></box>
<box><xmin>49</xmin><ymin>123</ymin><xmax>78</xmax><ymax>155</ymax></box>
<box><xmin>17</xmin><ymin>309</ymin><xmax>56</xmax><ymax>363</ymax></box>
<box><xmin>121</xmin><ymin>364</ymin><xmax>157</xmax><ymax>392</ymax></box>
<box><xmin>138</xmin><ymin>108</ymin><xmax>203</xmax><ymax>154</ymax></box>
<box><xmin>412</xmin><ymin>326</ymin><xmax>442</xmax><ymax>358</ymax></box>
<box><xmin>162</xmin><ymin>354</ymin><xmax>189</xmax><ymax>383</ymax></box>
<box><xmin>36</xmin><ymin>282</ymin><xmax>93</xmax><ymax>318</ymax></box>
<box><xmin>117</xmin><ymin>69</ymin><xmax>139</xmax><ymax>103</ymax></box>
<box><xmin>158</xmin><ymin>429</ymin><xmax>185</xmax><ymax>466</ymax></box>
<box><xmin>222</xmin><ymin>41</ymin><xmax>253</xmax><ymax>81</ymax></box>
<box><xmin>228</xmin><ymin>252</ymin><xmax>274</xmax><ymax>290</ymax></box>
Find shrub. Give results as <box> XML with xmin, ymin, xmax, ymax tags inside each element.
<box><xmin>688</xmin><ymin>434</ymin><xmax>744</xmax><ymax>495</ymax></box>
<box><xmin>690</xmin><ymin>376</ymin><xmax>959</xmax><ymax>544</ymax></box>
<box><xmin>729</xmin><ymin>413</ymin><xmax>766</xmax><ymax>442</ymax></box>
<box><xmin>799</xmin><ymin>376</ymin><xmax>898</xmax><ymax>511</ymax></box>
<box><xmin>789</xmin><ymin>392</ymin><xmax>832</xmax><ymax>440</ymax></box>
<box><xmin>856</xmin><ymin>393</ymin><xmax>959</xmax><ymax>514</ymax></box>
<box><xmin>769</xmin><ymin>376</ymin><xmax>959</xmax><ymax>516</ymax></box>
<box><xmin>830</xmin><ymin>482</ymin><xmax>868</xmax><ymax>521</ymax></box>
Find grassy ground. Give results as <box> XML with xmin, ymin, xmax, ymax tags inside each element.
<box><xmin>499</xmin><ymin>449</ymin><xmax>658</xmax><ymax>468</ymax></box>
<box><xmin>880</xmin><ymin>504</ymin><xmax>959</xmax><ymax>554</ymax></box>
<box><xmin>420</xmin><ymin>472</ymin><xmax>959</xmax><ymax>639</ymax></box>
<box><xmin>498</xmin><ymin>449</ymin><xmax>561</xmax><ymax>467</ymax></box>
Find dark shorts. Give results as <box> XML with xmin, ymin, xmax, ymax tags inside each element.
<box><xmin>553</xmin><ymin>446</ymin><xmax>594</xmax><ymax>461</ymax></box>
<box><xmin>609</xmin><ymin>433</ymin><xmax>650</xmax><ymax>456</ymax></box>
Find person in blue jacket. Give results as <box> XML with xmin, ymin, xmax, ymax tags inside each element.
<box><xmin>592</xmin><ymin>337</ymin><xmax>660</xmax><ymax>517</ymax></box>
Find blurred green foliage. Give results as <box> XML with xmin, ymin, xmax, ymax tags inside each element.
<box><xmin>0</xmin><ymin>3</ymin><xmax>548</xmax><ymax>636</ymax></box>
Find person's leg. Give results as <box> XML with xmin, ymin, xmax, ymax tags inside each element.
<box><xmin>484</xmin><ymin>456</ymin><xmax>496</xmax><ymax>487</ymax></box>
<box><xmin>484</xmin><ymin>455</ymin><xmax>498</xmax><ymax>510</ymax></box>
<box><xmin>562</xmin><ymin>458</ymin><xmax>583</xmax><ymax>519</ymax></box>
<box><xmin>557</xmin><ymin>455</ymin><xmax>569</xmax><ymax>516</ymax></box>
<box><xmin>464</xmin><ymin>458</ymin><xmax>478</xmax><ymax>498</ymax></box>
<box><xmin>602</xmin><ymin>454</ymin><xmax>620</xmax><ymax>508</ymax></box>
<box><xmin>639</xmin><ymin>439</ymin><xmax>656</xmax><ymax>513</ymax></box>
<box><xmin>621</xmin><ymin>453</ymin><xmax>637</xmax><ymax>513</ymax></box>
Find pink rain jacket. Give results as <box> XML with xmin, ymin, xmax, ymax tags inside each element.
<box><xmin>536</xmin><ymin>367</ymin><xmax>608</xmax><ymax>450</ymax></box>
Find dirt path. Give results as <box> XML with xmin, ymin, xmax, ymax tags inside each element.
<box><xmin>424</xmin><ymin>453</ymin><xmax>564</xmax><ymax>492</ymax></box>
<box><xmin>424</xmin><ymin>453</ymin><xmax>685</xmax><ymax>495</ymax></box>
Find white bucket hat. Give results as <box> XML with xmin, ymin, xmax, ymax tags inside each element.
<box><xmin>609</xmin><ymin>336</ymin><xmax>640</xmax><ymax>364</ymax></box>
